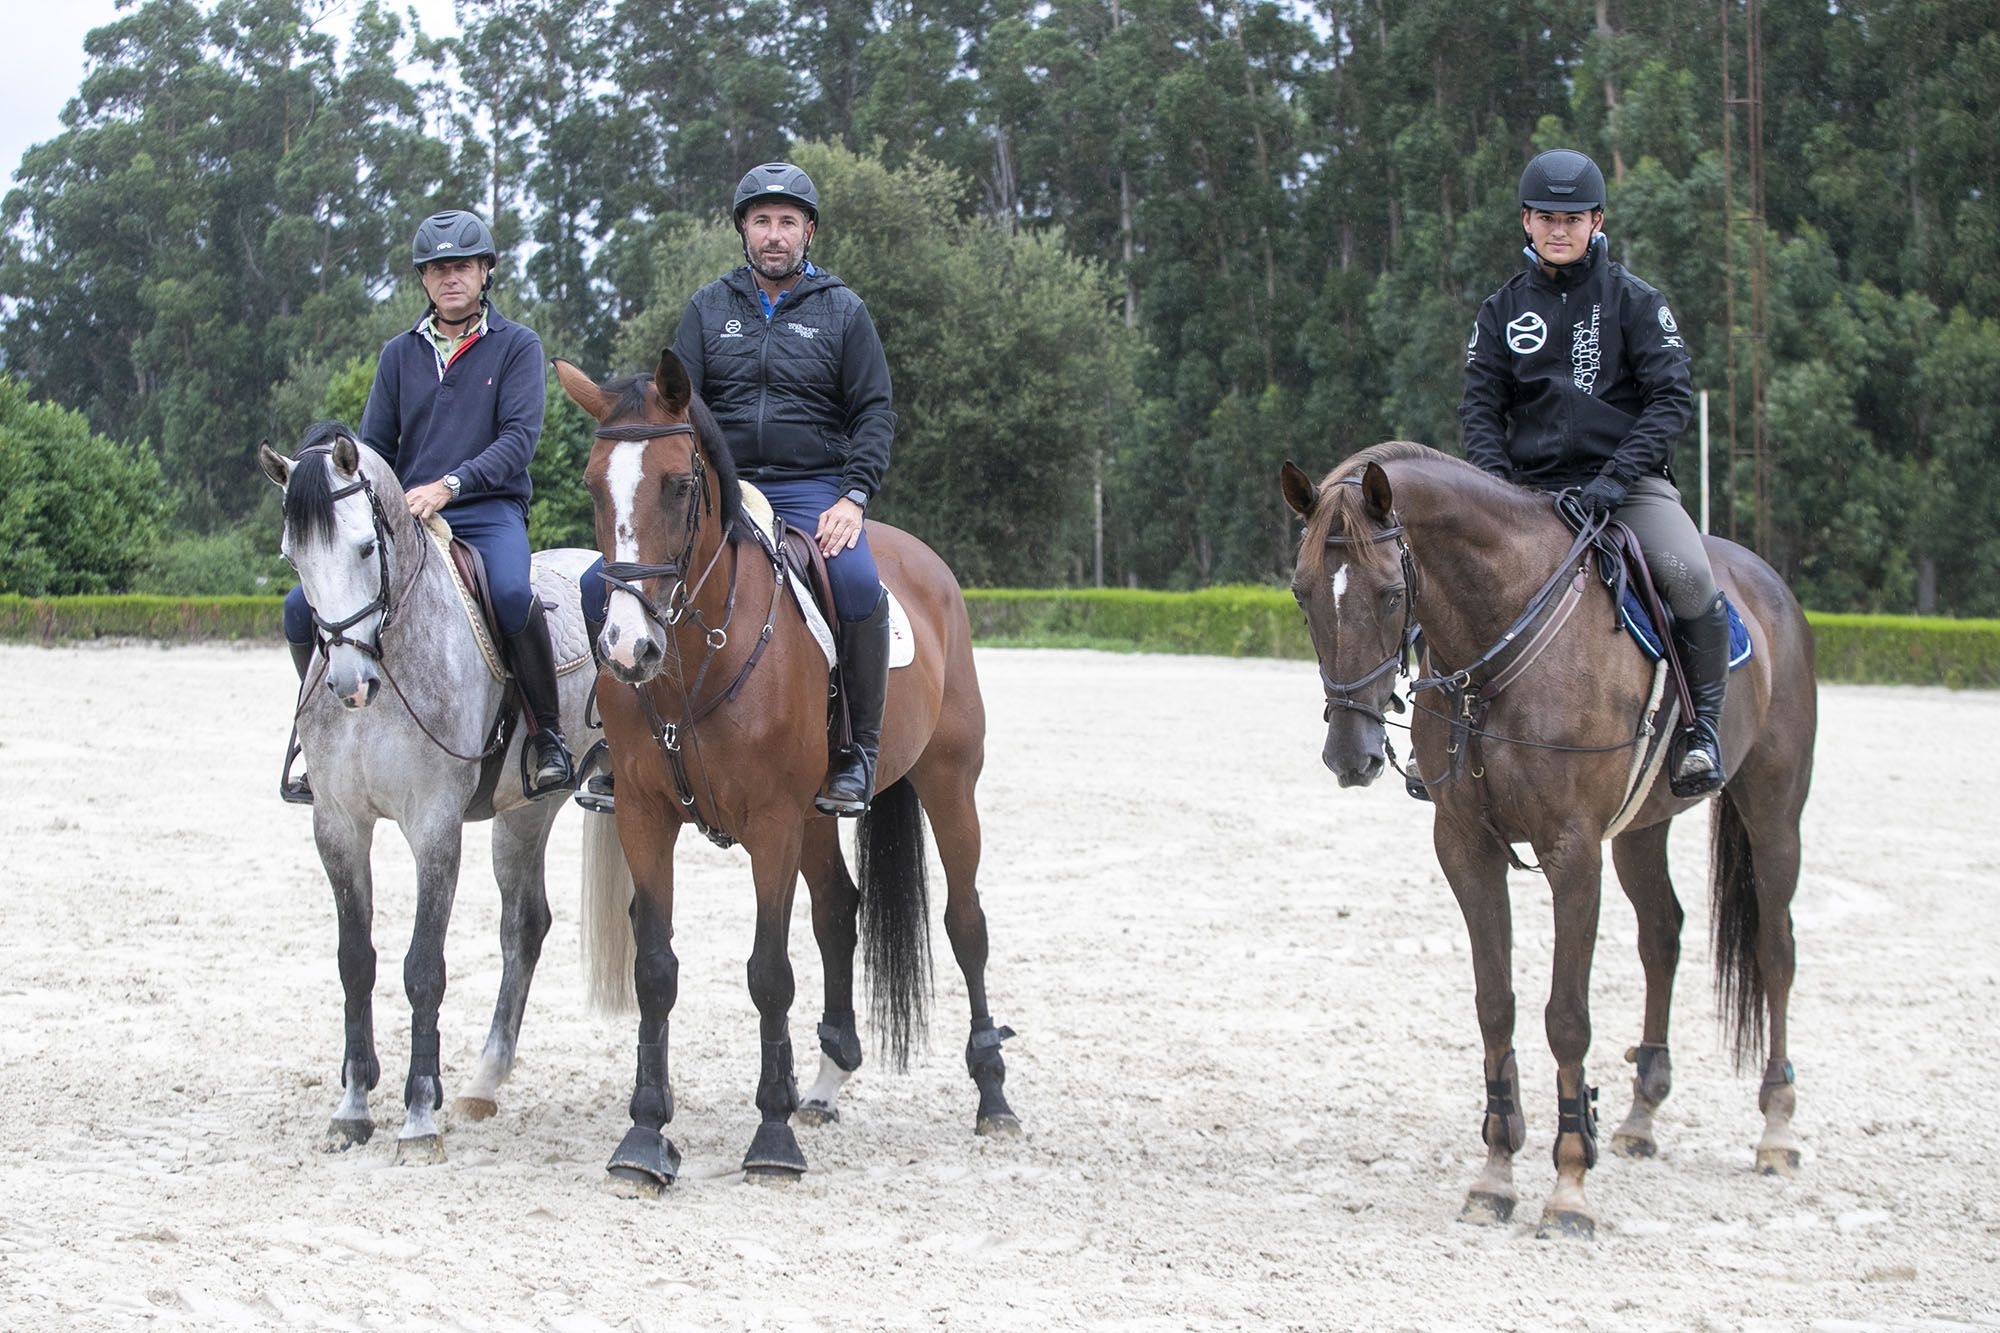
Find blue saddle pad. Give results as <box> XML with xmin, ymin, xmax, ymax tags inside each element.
<box><xmin>1619</xmin><ymin>589</ymin><xmax>1753</xmax><ymax>670</ymax></box>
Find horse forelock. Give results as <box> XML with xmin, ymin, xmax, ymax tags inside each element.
<box><xmin>1300</xmin><ymin>440</ymin><xmax>1447</xmax><ymax>583</ymax></box>
<box><xmin>596</xmin><ymin>375</ymin><xmax>742</xmax><ymax>531</ymax></box>
<box><xmin>282</xmin><ymin>422</ymin><xmax>360</xmax><ymax>549</ymax></box>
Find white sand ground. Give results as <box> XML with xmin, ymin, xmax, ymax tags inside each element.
<box><xmin>0</xmin><ymin>643</ymin><xmax>1996</xmax><ymax>1331</ymax></box>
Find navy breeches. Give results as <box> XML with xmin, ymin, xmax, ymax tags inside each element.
<box><xmin>285</xmin><ymin>497</ymin><xmax>538</xmax><ymax>643</ymax></box>
<box><xmin>757</xmin><ymin>477</ymin><xmax>884</xmax><ymax>622</ymax></box>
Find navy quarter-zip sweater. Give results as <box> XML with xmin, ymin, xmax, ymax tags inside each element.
<box><xmin>1458</xmin><ymin>234</ymin><xmax>1692</xmax><ymax>490</ymax></box>
<box><xmin>359</xmin><ymin>303</ymin><xmax>546</xmax><ymax>508</ymax></box>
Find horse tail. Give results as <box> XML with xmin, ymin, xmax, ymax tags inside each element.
<box><xmin>1709</xmin><ymin>786</ymin><xmax>1766</xmax><ymax>1070</ymax></box>
<box><xmin>857</xmin><ymin>775</ymin><xmax>933</xmax><ymax>1072</ymax></box>
<box><xmin>579</xmin><ymin>808</ymin><xmax>637</xmax><ymax>1014</ymax></box>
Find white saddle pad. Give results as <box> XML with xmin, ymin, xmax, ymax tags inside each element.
<box><xmin>736</xmin><ymin>482</ymin><xmax>913</xmax><ymax>670</ymax></box>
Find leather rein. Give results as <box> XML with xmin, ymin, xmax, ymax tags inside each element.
<box><xmin>287</xmin><ymin>444</ymin><xmax>510</xmax><ymax>766</ymax></box>
<box><xmin>592</xmin><ymin>418</ymin><xmax>786</xmax><ymax>849</ymax></box>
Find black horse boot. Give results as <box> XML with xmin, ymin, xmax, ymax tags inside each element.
<box><xmin>816</xmin><ymin>591</ymin><xmax>890</xmax><ymax>817</ymax></box>
<box><xmin>505</xmin><ymin>599</ymin><xmax>576</xmax><ymax>800</ymax></box>
<box><xmin>573</xmin><ymin>610</ymin><xmax>616</xmax><ymax>814</ymax></box>
<box><xmin>280</xmin><ymin>638</ymin><xmax>316</xmax><ymax>804</ymax></box>
<box><xmin>1669</xmin><ymin>591</ymin><xmax>1730</xmax><ymax>798</ymax></box>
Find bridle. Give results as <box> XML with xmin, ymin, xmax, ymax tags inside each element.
<box><xmin>591</xmin><ymin>420</ymin><xmax>709</xmax><ymax>632</ymax></box>
<box><xmin>292</xmin><ymin>442</ymin><xmax>426</xmax><ymax>660</ymax></box>
<box><xmin>1314</xmin><ymin>476</ymin><xmax>1420</xmax><ymax>725</ymax></box>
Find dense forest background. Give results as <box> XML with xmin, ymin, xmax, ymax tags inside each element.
<box><xmin>2</xmin><ymin>0</ymin><xmax>1996</xmax><ymax>613</ymax></box>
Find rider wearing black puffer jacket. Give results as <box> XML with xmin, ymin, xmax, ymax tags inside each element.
<box><xmin>1459</xmin><ymin>149</ymin><xmax>1728</xmax><ymax>799</ymax></box>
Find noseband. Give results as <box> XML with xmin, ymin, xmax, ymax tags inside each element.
<box><xmin>1316</xmin><ymin>477</ymin><xmax>1421</xmax><ymax>724</ymax></box>
<box><xmin>293</xmin><ymin>442</ymin><xmax>423</xmax><ymax>660</ymax></box>
<box><xmin>592</xmin><ymin>421</ymin><xmax>708</xmax><ymax>633</ymax></box>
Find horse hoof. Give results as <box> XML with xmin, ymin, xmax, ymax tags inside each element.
<box><xmin>1611</xmin><ymin>1131</ymin><xmax>1658</xmax><ymax>1159</ymax></box>
<box><xmin>976</xmin><ymin>1113</ymin><xmax>1023</xmax><ymax>1139</ymax></box>
<box><xmin>604</xmin><ymin>1166</ymin><xmax>667</xmax><ymax>1200</ymax></box>
<box><xmin>453</xmin><ymin>1096</ymin><xmax>498</xmax><ymax>1123</ymax></box>
<box><xmin>323</xmin><ymin>1118</ymin><xmax>373</xmax><ymax>1151</ymax></box>
<box><xmin>1535</xmin><ymin>1207</ymin><xmax>1596</xmax><ymax>1241</ymax></box>
<box><xmin>1756</xmin><ymin>1147</ymin><xmax>1802</xmax><ymax>1177</ymax></box>
<box><xmin>393</xmin><ymin>1134</ymin><xmax>446</xmax><ymax>1166</ymax></box>
<box><xmin>1459</xmin><ymin>1191</ymin><xmax>1516</xmax><ymax>1226</ymax></box>
<box><xmin>794</xmin><ymin>1103</ymin><xmax>838</xmax><ymax>1127</ymax></box>
<box><xmin>743</xmin><ymin>1121</ymin><xmax>807</xmax><ymax>1178</ymax></box>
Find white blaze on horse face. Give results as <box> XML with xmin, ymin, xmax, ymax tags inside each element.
<box><xmin>1331</xmin><ymin>563</ymin><xmax>1350</xmax><ymax>615</ymax></box>
<box><xmin>602</xmin><ymin>441</ymin><xmax>657</xmax><ymax>671</ymax></box>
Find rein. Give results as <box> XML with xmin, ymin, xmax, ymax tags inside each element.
<box><xmin>287</xmin><ymin>444</ymin><xmax>509</xmax><ymax>766</ymax></box>
<box><xmin>593</xmin><ymin>417</ymin><xmax>785</xmax><ymax>849</ymax></box>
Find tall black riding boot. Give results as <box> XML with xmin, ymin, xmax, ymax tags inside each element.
<box><xmin>505</xmin><ymin>599</ymin><xmax>576</xmax><ymax>800</ymax></box>
<box><xmin>1669</xmin><ymin>591</ymin><xmax>1730</xmax><ymax>798</ymax></box>
<box><xmin>816</xmin><ymin>592</ymin><xmax>890</xmax><ymax>817</ymax></box>
<box><xmin>280</xmin><ymin>639</ymin><xmax>316</xmax><ymax>804</ymax></box>
<box><xmin>573</xmin><ymin>610</ymin><xmax>616</xmax><ymax>814</ymax></box>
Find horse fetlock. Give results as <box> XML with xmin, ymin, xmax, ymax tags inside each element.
<box><xmin>1482</xmin><ymin>1050</ymin><xmax>1527</xmax><ymax>1153</ymax></box>
<box><xmin>754</xmin><ymin>1038</ymin><xmax>800</xmax><ymax>1120</ymax></box>
<box><xmin>1627</xmin><ymin>1042</ymin><xmax>1673</xmax><ymax>1105</ymax></box>
<box><xmin>1758</xmin><ymin>1059</ymin><xmax>1796</xmax><ymax>1115</ymax></box>
<box><xmin>818</xmin><ymin>1011</ymin><xmax>863</xmax><ymax>1072</ymax></box>
<box><xmin>1553</xmin><ymin>1083</ymin><xmax>1600</xmax><ymax>1171</ymax></box>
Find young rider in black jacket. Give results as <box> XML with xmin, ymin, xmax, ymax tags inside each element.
<box><xmin>1459</xmin><ymin>149</ymin><xmax>1728</xmax><ymax>797</ymax></box>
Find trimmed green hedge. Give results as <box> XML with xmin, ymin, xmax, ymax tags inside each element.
<box><xmin>0</xmin><ymin>594</ymin><xmax>284</xmax><ymax>643</ymax></box>
<box><xmin>5</xmin><ymin>590</ymin><xmax>1998</xmax><ymax>688</ymax></box>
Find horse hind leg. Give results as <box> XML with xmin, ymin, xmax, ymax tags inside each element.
<box><xmin>1716</xmin><ymin>778</ymin><xmax>1806</xmax><ymax>1176</ymax></box>
<box><xmin>796</xmin><ymin>819</ymin><xmax>862</xmax><ymax>1127</ymax></box>
<box><xmin>456</xmin><ymin>805</ymin><xmax>559</xmax><ymax>1121</ymax></box>
<box><xmin>911</xmin><ymin>764</ymin><xmax>1019</xmax><ymax>1139</ymax></box>
<box><xmin>1608</xmin><ymin>821</ymin><xmax>1683</xmax><ymax>1159</ymax></box>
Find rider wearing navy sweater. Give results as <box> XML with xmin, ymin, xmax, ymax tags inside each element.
<box><xmin>281</xmin><ymin>210</ymin><xmax>575</xmax><ymax>803</ymax></box>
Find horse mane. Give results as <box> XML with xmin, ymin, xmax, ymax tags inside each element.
<box><xmin>283</xmin><ymin>420</ymin><xmax>360</xmax><ymax>548</ymax></box>
<box><xmin>1298</xmin><ymin>440</ymin><xmax>1465</xmax><ymax>583</ymax></box>
<box><xmin>599</xmin><ymin>374</ymin><xmax>742</xmax><ymax>530</ymax></box>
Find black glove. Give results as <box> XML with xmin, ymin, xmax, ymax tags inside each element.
<box><xmin>1577</xmin><ymin>474</ymin><xmax>1629</xmax><ymax>519</ymax></box>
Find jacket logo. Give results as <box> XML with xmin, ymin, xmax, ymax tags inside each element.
<box><xmin>785</xmin><ymin>321</ymin><xmax>820</xmax><ymax>341</ymax></box>
<box><xmin>1657</xmin><ymin>305</ymin><xmax>1678</xmax><ymax>334</ymax></box>
<box><xmin>1571</xmin><ymin>304</ymin><xmax>1601</xmax><ymax>393</ymax></box>
<box><xmin>1506</xmin><ymin>312</ymin><xmax>1548</xmax><ymax>354</ymax></box>
<box><xmin>723</xmin><ymin>319</ymin><xmax>743</xmax><ymax>336</ymax></box>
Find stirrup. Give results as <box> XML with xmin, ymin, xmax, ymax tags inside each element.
<box><xmin>572</xmin><ymin>739</ymin><xmax>615</xmax><ymax>814</ymax></box>
<box><xmin>814</xmin><ymin>751</ymin><xmax>871</xmax><ymax>817</ymax></box>
<box><xmin>279</xmin><ymin>732</ymin><xmax>314</xmax><ymax>806</ymax></box>
<box><xmin>1669</xmin><ymin>732</ymin><xmax>1725</xmax><ymax>799</ymax></box>
<box><xmin>522</xmin><ymin>732</ymin><xmax>576</xmax><ymax>801</ymax></box>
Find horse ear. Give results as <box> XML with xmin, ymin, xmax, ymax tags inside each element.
<box><xmin>1280</xmin><ymin>460</ymin><xmax>1317</xmax><ymax>518</ymax></box>
<box><xmin>1362</xmin><ymin>462</ymin><xmax>1394</xmax><ymax>521</ymax></box>
<box><xmin>258</xmin><ymin>441</ymin><xmax>292</xmax><ymax>489</ymax></box>
<box><xmin>553</xmin><ymin>358</ymin><xmax>612</xmax><ymax>421</ymax></box>
<box><xmin>332</xmin><ymin>433</ymin><xmax>360</xmax><ymax>477</ymax></box>
<box><xmin>654</xmin><ymin>348</ymin><xmax>691</xmax><ymax>414</ymax></box>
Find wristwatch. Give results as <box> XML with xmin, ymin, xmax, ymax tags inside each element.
<box><xmin>843</xmin><ymin>488</ymin><xmax>868</xmax><ymax>510</ymax></box>
<box><xmin>442</xmin><ymin>473</ymin><xmax>463</xmax><ymax>497</ymax></box>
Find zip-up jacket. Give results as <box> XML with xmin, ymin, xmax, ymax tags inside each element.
<box><xmin>359</xmin><ymin>303</ymin><xmax>545</xmax><ymax>509</ymax></box>
<box><xmin>1458</xmin><ymin>234</ymin><xmax>1692</xmax><ymax>491</ymax></box>
<box><xmin>671</xmin><ymin>266</ymin><xmax>895</xmax><ymax>501</ymax></box>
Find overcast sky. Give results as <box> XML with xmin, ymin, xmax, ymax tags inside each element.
<box><xmin>2</xmin><ymin>0</ymin><xmax>462</xmax><ymax>200</ymax></box>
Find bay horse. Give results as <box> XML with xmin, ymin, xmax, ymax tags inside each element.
<box><xmin>259</xmin><ymin>426</ymin><xmax>622</xmax><ymax>1161</ymax></box>
<box><xmin>1281</xmin><ymin>442</ymin><xmax>1816</xmax><ymax>1238</ymax></box>
<box><xmin>555</xmin><ymin>349</ymin><xmax>1017</xmax><ymax>1193</ymax></box>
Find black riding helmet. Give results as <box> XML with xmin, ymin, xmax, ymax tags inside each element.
<box><xmin>411</xmin><ymin>209</ymin><xmax>497</xmax><ymax>268</ymax></box>
<box><xmin>1520</xmin><ymin>150</ymin><xmax>1606</xmax><ymax>213</ymax></box>
<box><xmin>732</xmin><ymin>163</ymin><xmax>819</xmax><ymax>226</ymax></box>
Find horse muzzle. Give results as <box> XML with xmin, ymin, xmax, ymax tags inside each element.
<box><xmin>325</xmin><ymin>657</ymin><xmax>380</xmax><ymax>709</ymax></box>
<box><xmin>1323</xmin><ymin>727</ymin><xmax>1386</xmax><ymax>788</ymax></box>
<box><xmin>601</xmin><ymin>626</ymin><xmax>664</xmax><ymax>685</ymax></box>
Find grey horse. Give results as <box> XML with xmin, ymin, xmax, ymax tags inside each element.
<box><xmin>260</xmin><ymin>427</ymin><xmax>631</xmax><ymax>1162</ymax></box>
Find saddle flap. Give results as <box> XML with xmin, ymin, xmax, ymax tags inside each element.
<box><xmin>446</xmin><ymin>537</ymin><xmax>507</xmax><ymax>651</ymax></box>
<box><xmin>779</xmin><ymin>524</ymin><xmax>841</xmax><ymax>633</ymax></box>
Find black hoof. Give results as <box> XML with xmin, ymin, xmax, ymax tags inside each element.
<box><xmin>742</xmin><ymin>1120</ymin><xmax>807</xmax><ymax>1178</ymax></box>
<box><xmin>1611</xmin><ymin>1131</ymin><xmax>1658</xmax><ymax>1159</ymax></box>
<box><xmin>794</xmin><ymin>1102</ymin><xmax>839</xmax><ymax>1127</ymax></box>
<box><xmin>606</xmin><ymin>1124</ymin><xmax>680</xmax><ymax>1194</ymax></box>
<box><xmin>1535</xmin><ymin>1207</ymin><xmax>1597</xmax><ymax>1240</ymax></box>
<box><xmin>393</xmin><ymin>1133</ymin><xmax>445</xmax><ymax>1166</ymax></box>
<box><xmin>1460</xmin><ymin>1191</ymin><xmax>1516</xmax><ymax>1225</ymax></box>
<box><xmin>323</xmin><ymin>1118</ymin><xmax>373</xmax><ymax>1151</ymax></box>
<box><xmin>976</xmin><ymin>1113</ymin><xmax>1022</xmax><ymax>1139</ymax></box>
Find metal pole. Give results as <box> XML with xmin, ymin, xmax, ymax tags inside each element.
<box><xmin>1699</xmin><ymin>389</ymin><xmax>1711</xmax><ymax>535</ymax></box>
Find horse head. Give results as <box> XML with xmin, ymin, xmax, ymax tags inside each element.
<box><xmin>556</xmin><ymin>348</ymin><xmax>739</xmax><ymax>684</ymax></box>
<box><xmin>1282</xmin><ymin>453</ymin><xmax>1417</xmax><ymax>787</ymax></box>
<box><xmin>261</xmin><ymin>425</ymin><xmax>402</xmax><ymax>709</ymax></box>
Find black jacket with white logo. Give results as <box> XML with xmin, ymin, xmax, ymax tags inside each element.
<box><xmin>1458</xmin><ymin>234</ymin><xmax>1692</xmax><ymax>490</ymax></box>
<box><xmin>671</xmin><ymin>266</ymin><xmax>895</xmax><ymax>500</ymax></box>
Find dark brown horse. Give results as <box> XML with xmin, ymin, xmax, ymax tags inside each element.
<box><xmin>556</xmin><ymin>349</ymin><xmax>1017</xmax><ymax>1193</ymax></box>
<box><xmin>1281</xmin><ymin>443</ymin><xmax>1816</xmax><ymax>1238</ymax></box>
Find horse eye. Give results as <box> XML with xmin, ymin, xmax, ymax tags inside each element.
<box><xmin>359</xmin><ymin>540</ymin><xmax>377</xmax><ymax>560</ymax></box>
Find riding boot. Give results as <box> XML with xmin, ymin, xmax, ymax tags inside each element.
<box><xmin>1669</xmin><ymin>591</ymin><xmax>1730</xmax><ymax>799</ymax></box>
<box><xmin>280</xmin><ymin>639</ymin><xmax>315</xmax><ymax>805</ymax></box>
<box><xmin>816</xmin><ymin>591</ymin><xmax>890</xmax><ymax>817</ymax></box>
<box><xmin>505</xmin><ymin>599</ymin><xmax>576</xmax><ymax>800</ymax></box>
<box><xmin>573</xmin><ymin>610</ymin><xmax>616</xmax><ymax>815</ymax></box>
